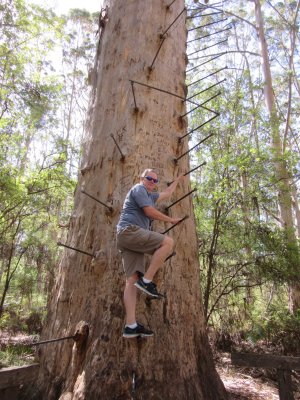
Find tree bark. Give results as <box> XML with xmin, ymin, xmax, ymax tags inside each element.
<box><xmin>32</xmin><ymin>1</ymin><xmax>228</xmax><ymax>399</ymax></box>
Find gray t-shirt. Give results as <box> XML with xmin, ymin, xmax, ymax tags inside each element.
<box><xmin>117</xmin><ymin>183</ymin><xmax>159</xmax><ymax>231</ymax></box>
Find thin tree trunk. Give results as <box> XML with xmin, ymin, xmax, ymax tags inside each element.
<box><xmin>0</xmin><ymin>220</ymin><xmax>21</xmax><ymax>318</ymax></box>
<box><xmin>253</xmin><ymin>0</ymin><xmax>300</xmax><ymax>313</ymax></box>
<box><xmin>240</xmin><ymin>171</ymin><xmax>254</xmax><ymax>312</ymax></box>
<box><xmin>33</xmin><ymin>1</ymin><xmax>227</xmax><ymax>399</ymax></box>
<box><xmin>292</xmin><ymin>184</ymin><xmax>300</xmax><ymax>238</ymax></box>
<box><xmin>204</xmin><ymin>201</ymin><xmax>221</xmax><ymax>321</ymax></box>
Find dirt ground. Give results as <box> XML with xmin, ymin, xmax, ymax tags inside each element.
<box><xmin>217</xmin><ymin>352</ymin><xmax>300</xmax><ymax>400</ymax></box>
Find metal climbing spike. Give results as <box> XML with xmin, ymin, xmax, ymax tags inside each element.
<box><xmin>111</xmin><ymin>133</ymin><xmax>125</xmax><ymax>161</ymax></box>
<box><xmin>187</xmin><ymin>18</ymin><xmax>227</xmax><ymax>32</ymax></box>
<box><xmin>186</xmin><ymin>67</ymin><xmax>227</xmax><ymax>88</ymax></box>
<box><xmin>179</xmin><ymin>113</ymin><xmax>220</xmax><ymax>142</ymax></box>
<box><xmin>81</xmin><ymin>189</ymin><xmax>113</xmax><ymax>212</ymax></box>
<box><xmin>130</xmin><ymin>80</ymin><xmax>138</xmax><ymax>111</ymax></box>
<box><xmin>165</xmin><ymin>188</ymin><xmax>197</xmax><ymax>210</ymax></box>
<box><xmin>161</xmin><ymin>215</ymin><xmax>189</xmax><ymax>235</ymax></box>
<box><xmin>187</xmin><ymin>27</ymin><xmax>231</xmax><ymax>45</ymax></box>
<box><xmin>186</xmin><ymin>80</ymin><xmax>226</xmax><ymax>101</ymax></box>
<box><xmin>29</xmin><ymin>335</ymin><xmax>76</xmax><ymax>346</ymax></box>
<box><xmin>57</xmin><ymin>241</ymin><xmax>95</xmax><ymax>258</ymax></box>
<box><xmin>175</xmin><ymin>134</ymin><xmax>214</xmax><ymax>163</ymax></box>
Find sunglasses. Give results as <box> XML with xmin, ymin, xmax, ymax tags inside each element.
<box><xmin>144</xmin><ymin>176</ymin><xmax>158</xmax><ymax>184</ymax></box>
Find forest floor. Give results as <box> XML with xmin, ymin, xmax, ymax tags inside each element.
<box><xmin>217</xmin><ymin>352</ymin><xmax>279</xmax><ymax>400</ymax></box>
<box><xmin>216</xmin><ymin>351</ymin><xmax>300</xmax><ymax>400</ymax></box>
<box><xmin>1</xmin><ymin>331</ymin><xmax>300</xmax><ymax>399</ymax></box>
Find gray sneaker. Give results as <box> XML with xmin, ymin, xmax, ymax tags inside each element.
<box><xmin>134</xmin><ymin>278</ymin><xmax>160</xmax><ymax>297</ymax></box>
<box><xmin>122</xmin><ymin>323</ymin><xmax>154</xmax><ymax>338</ymax></box>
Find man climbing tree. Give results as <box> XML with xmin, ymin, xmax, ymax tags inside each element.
<box><xmin>32</xmin><ymin>1</ymin><xmax>228</xmax><ymax>399</ymax></box>
<box><xmin>117</xmin><ymin>169</ymin><xmax>184</xmax><ymax>338</ymax></box>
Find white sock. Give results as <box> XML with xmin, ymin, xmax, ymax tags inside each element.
<box><xmin>127</xmin><ymin>322</ymin><xmax>138</xmax><ymax>329</ymax></box>
<box><xmin>142</xmin><ymin>277</ymin><xmax>151</xmax><ymax>283</ymax></box>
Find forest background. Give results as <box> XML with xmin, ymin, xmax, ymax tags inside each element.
<box><xmin>0</xmin><ymin>0</ymin><xmax>299</xmax><ymax>367</ymax></box>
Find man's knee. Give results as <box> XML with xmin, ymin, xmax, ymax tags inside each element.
<box><xmin>162</xmin><ymin>236</ymin><xmax>174</xmax><ymax>249</ymax></box>
<box><xmin>126</xmin><ymin>273</ymin><xmax>139</xmax><ymax>286</ymax></box>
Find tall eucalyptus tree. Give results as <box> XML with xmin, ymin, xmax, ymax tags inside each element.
<box><xmin>34</xmin><ymin>1</ymin><xmax>227</xmax><ymax>399</ymax></box>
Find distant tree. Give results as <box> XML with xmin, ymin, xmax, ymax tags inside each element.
<box><xmin>252</xmin><ymin>0</ymin><xmax>300</xmax><ymax>313</ymax></box>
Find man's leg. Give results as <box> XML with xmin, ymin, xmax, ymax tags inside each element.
<box><xmin>124</xmin><ymin>273</ymin><xmax>138</xmax><ymax>326</ymax></box>
<box><xmin>123</xmin><ymin>272</ymin><xmax>154</xmax><ymax>338</ymax></box>
<box><xmin>144</xmin><ymin>236</ymin><xmax>174</xmax><ymax>281</ymax></box>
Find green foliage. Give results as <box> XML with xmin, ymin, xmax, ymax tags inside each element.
<box><xmin>0</xmin><ymin>309</ymin><xmax>26</xmax><ymax>333</ymax></box>
<box><xmin>189</xmin><ymin>0</ymin><xmax>300</xmax><ymax>342</ymax></box>
<box><xmin>253</xmin><ymin>224</ymin><xmax>300</xmax><ymax>282</ymax></box>
<box><xmin>0</xmin><ymin>0</ymin><xmax>64</xmax><ymax>132</ymax></box>
<box><xmin>0</xmin><ymin>0</ymin><xmax>97</xmax><ymax>340</ymax></box>
<box><xmin>241</xmin><ymin>295</ymin><xmax>300</xmax><ymax>354</ymax></box>
<box><xmin>0</xmin><ymin>297</ymin><xmax>45</xmax><ymax>333</ymax></box>
<box><xmin>263</xmin><ymin>307</ymin><xmax>300</xmax><ymax>354</ymax></box>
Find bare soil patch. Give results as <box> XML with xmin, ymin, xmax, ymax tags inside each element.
<box><xmin>217</xmin><ymin>352</ymin><xmax>300</xmax><ymax>400</ymax></box>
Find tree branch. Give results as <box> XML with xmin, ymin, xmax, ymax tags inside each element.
<box><xmin>265</xmin><ymin>0</ymin><xmax>292</xmax><ymax>27</ymax></box>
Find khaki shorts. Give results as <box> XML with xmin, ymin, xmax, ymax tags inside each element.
<box><xmin>116</xmin><ymin>225</ymin><xmax>165</xmax><ymax>277</ymax></box>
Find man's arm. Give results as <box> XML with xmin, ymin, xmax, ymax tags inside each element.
<box><xmin>157</xmin><ymin>174</ymin><xmax>185</xmax><ymax>202</ymax></box>
<box><xmin>143</xmin><ymin>206</ymin><xmax>182</xmax><ymax>224</ymax></box>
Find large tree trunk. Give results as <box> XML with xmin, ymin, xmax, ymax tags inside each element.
<box><xmin>253</xmin><ymin>0</ymin><xmax>300</xmax><ymax>313</ymax></box>
<box><xmin>32</xmin><ymin>1</ymin><xmax>228</xmax><ymax>399</ymax></box>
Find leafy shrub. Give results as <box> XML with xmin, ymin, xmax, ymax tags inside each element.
<box><xmin>0</xmin><ymin>309</ymin><xmax>26</xmax><ymax>332</ymax></box>
<box><xmin>263</xmin><ymin>308</ymin><xmax>300</xmax><ymax>355</ymax></box>
<box><xmin>25</xmin><ymin>311</ymin><xmax>43</xmax><ymax>334</ymax></box>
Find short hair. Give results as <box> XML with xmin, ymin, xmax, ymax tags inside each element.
<box><xmin>140</xmin><ymin>169</ymin><xmax>157</xmax><ymax>178</ymax></box>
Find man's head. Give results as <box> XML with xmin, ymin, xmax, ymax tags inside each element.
<box><xmin>140</xmin><ymin>169</ymin><xmax>158</xmax><ymax>192</ymax></box>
